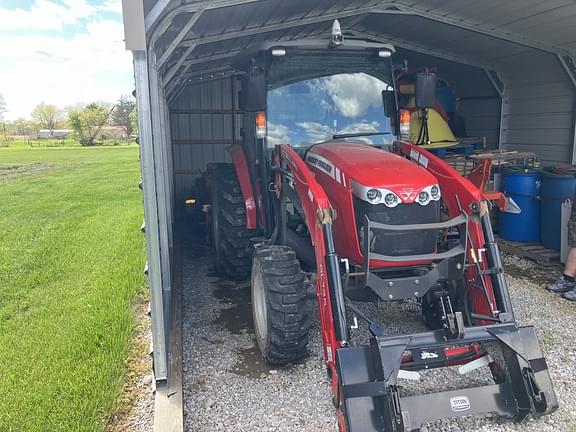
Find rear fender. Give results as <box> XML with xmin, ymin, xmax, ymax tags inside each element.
<box><xmin>227</xmin><ymin>144</ymin><xmax>257</xmax><ymax>230</ymax></box>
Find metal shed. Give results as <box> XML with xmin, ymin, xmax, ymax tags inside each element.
<box><xmin>120</xmin><ymin>0</ymin><xmax>576</xmax><ymax>386</ymax></box>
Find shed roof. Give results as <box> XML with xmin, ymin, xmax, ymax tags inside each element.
<box><xmin>132</xmin><ymin>0</ymin><xmax>576</xmax><ymax>99</ymax></box>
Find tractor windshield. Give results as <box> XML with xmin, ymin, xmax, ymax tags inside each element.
<box><xmin>264</xmin><ymin>50</ymin><xmax>395</xmax><ymax>148</ymax></box>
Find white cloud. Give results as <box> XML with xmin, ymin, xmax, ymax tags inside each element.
<box><xmin>266</xmin><ymin>122</ymin><xmax>289</xmax><ymax>146</ymax></box>
<box><xmin>97</xmin><ymin>0</ymin><xmax>124</xmax><ymax>15</ymax></box>
<box><xmin>323</xmin><ymin>73</ymin><xmax>388</xmax><ymax>118</ymax></box>
<box><xmin>0</xmin><ymin>2</ymin><xmax>133</xmax><ymax>120</ymax></box>
<box><xmin>336</xmin><ymin>120</ymin><xmax>380</xmax><ymax>135</ymax></box>
<box><xmin>0</xmin><ymin>0</ymin><xmax>98</xmax><ymax>31</ymax></box>
<box><xmin>295</xmin><ymin>121</ymin><xmax>333</xmax><ymax>144</ymax></box>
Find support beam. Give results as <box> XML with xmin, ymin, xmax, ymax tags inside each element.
<box><xmin>558</xmin><ymin>55</ymin><xmax>576</xmax><ymax>88</ymax></box>
<box><xmin>172</xmin><ymin>1</ymin><xmax>572</xmax><ymax>59</ymax></box>
<box><xmin>156</xmin><ymin>11</ymin><xmax>205</xmax><ymax>68</ymax></box>
<box><xmin>133</xmin><ymin>50</ymin><xmax>168</xmax><ymax>381</ymax></box>
<box><xmin>484</xmin><ymin>69</ymin><xmax>506</xmax><ymax>150</ymax></box>
<box><xmin>163</xmin><ymin>43</ymin><xmax>197</xmax><ymax>85</ymax></box>
<box><xmin>145</xmin><ymin>0</ymin><xmax>171</xmax><ymax>32</ymax></box>
<box><xmin>168</xmin><ymin>30</ymin><xmax>494</xmax><ymax>96</ymax></box>
<box><xmin>557</xmin><ymin>55</ymin><xmax>576</xmax><ymax>163</ymax></box>
<box><xmin>349</xmin><ymin>29</ymin><xmax>496</xmax><ymax>70</ymax></box>
<box><xmin>148</xmin><ymin>0</ymin><xmax>260</xmax><ymax>46</ymax></box>
<box><xmin>178</xmin><ymin>3</ymin><xmax>391</xmax><ymax>47</ymax></box>
<box><xmin>484</xmin><ymin>69</ymin><xmax>504</xmax><ymax>98</ymax></box>
<box><xmin>167</xmin><ymin>65</ymin><xmax>234</xmax><ymax>103</ymax></box>
<box><xmin>397</xmin><ymin>3</ymin><xmax>574</xmax><ymax>58</ymax></box>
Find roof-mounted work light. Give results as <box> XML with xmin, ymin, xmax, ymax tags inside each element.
<box><xmin>330</xmin><ymin>19</ymin><xmax>343</xmax><ymax>46</ymax></box>
<box><xmin>271</xmin><ymin>47</ymin><xmax>286</xmax><ymax>57</ymax></box>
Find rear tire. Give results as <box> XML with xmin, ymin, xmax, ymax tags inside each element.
<box><xmin>210</xmin><ymin>165</ymin><xmax>259</xmax><ymax>280</ymax></box>
<box><xmin>251</xmin><ymin>245</ymin><xmax>310</xmax><ymax>364</ymax></box>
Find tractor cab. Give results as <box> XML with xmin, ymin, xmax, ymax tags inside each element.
<box><xmin>235</xmin><ymin>30</ymin><xmax>447</xmax><ymax>269</ymax></box>
<box><xmin>236</xmin><ymin>29</ymin><xmax>398</xmax><ymax>154</ymax></box>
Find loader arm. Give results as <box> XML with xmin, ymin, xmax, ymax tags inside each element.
<box><xmin>396</xmin><ymin>140</ymin><xmax>501</xmax><ymax>320</ymax></box>
<box><xmin>275</xmin><ymin>144</ymin><xmax>347</xmax><ymax>397</ymax></box>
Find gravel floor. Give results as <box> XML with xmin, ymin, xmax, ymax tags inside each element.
<box><xmin>182</xmin><ymin>244</ymin><xmax>576</xmax><ymax>432</ymax></box>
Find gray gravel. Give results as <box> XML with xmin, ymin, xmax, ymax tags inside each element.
<box><xmin>182</xmin><ymin>247</ymin><xmax>576</xmax><ymax>432</ymax></box>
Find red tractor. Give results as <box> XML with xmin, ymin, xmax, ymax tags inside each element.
<box><xmin>208</xmin><ymin>22</ymin><xmax>557</xmax><ymax>432</ymax></box>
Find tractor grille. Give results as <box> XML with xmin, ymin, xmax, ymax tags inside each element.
<box><xmin>354</xmin><ymin>197</ymin><xmax>441</xmax><ymax>257</ymax></box>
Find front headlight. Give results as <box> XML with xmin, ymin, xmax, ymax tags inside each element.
<box><xmin>384</xmin><ymin>192</ymin><xmax>399</xmax><ymax>207</ymax></box>
<box><xmin>350</xmin><ymin>180</ymin><xmax>399</xmax><ymax>207</ymax></box>
<box><xmin>417</xmin><ymin>191</ymin><xmax>430</xmax><ymax>206</ymax></box>
<box><xmin>417</xmin><ymin>184</ymin><xmax>441</xmax><ymax>206</ymax></box>
<box><xmin>366</xmin><ymin>189</ymin><xmax>382</xmax><ymax>203</ymax></box>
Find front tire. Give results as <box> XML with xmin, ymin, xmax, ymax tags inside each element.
<box><xmin>251</xmin><ymin>245</ymin><xmax>310</xmax><ymax>364</ymax></box>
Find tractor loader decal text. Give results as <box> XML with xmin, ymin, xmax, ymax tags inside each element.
<box><xmin>409</xmin><ymin>148</ymin><xmax>429</xmax><ymax>168</ymax></box>
<box><xmin>450</xmin><ymin>396</ymin><xmax>471</xmax><ymax>412</ymax></box>
<box><xmin>305</xmin><ymin>152</ymin><xmax>347</xmax><ymax>186</ymax></box>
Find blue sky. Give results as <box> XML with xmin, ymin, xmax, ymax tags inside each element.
<box><xmin>0</xmin><ymin>0</ymin><xmax>133</xmax><ymax>120</ymax></box>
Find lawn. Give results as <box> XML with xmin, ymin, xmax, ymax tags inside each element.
<box><xmin>0</xmin><ymin>145</ymin><xmax>146</xmax><ymax>431</ymax></box>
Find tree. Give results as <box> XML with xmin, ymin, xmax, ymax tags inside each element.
<box><xmin>9</xmin><ymin>118</ymin><xmax>34</xmax><ymax>136</ymax></box>
<box><xmin>0</xmin><ymin>95</ymin><xmax>7</xmax><ymax>144</ymax></box>
<box><xmin>111</xmin><ymin>95</ymin><xmax>136</xmax><ymax>137</ymax></box>
<box><xmin>0</xmin><ymin>94</ymin><xmax>6</xmax><ymax>122</ymax></box>
<box><xmin>31</xmin><ymin>103</ymin><xmax>61</xmax><ymax>135</ymax></box>
<box><xmin>69</xmin><ymin>103</ymin><xmax>113</xmax><ymax>146</ymax></box>
<box><xmin>129</xmin><ymin>106</ymin><xmax>138</xmax><ymax>136</ymax></box>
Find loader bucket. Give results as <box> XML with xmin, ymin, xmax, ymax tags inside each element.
<box><xmin>336</xmin><ymin>325</ymin><xmax>557</xmax><ymax>432</ymax></box>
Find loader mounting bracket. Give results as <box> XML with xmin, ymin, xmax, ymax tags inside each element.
<box><xmin>336</xmin><ymin>324</ymin><xmax>558</xmax><ymax>432</ymax></box>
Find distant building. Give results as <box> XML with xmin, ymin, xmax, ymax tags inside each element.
<box><xmin>38</xmin><ymin>129</ymin><xmax>71</xmax><ymax>139</ymax></box>
<box><xmin>98</xmin><ymin>126</ymin><xmax>129</xmax><ymax>140</ymax></box>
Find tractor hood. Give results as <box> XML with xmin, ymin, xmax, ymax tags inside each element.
<box><xmin>306</xmin><ymin>141</ymin><xmax>439</xmax><ymax>204</ymax></box>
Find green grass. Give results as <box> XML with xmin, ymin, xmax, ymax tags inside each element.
<box><xmin>0</xmin><ymin>145</ymin><xmax>146</xmax><ymax>431</ymax></box>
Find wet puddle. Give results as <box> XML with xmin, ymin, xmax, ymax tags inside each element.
<box><xmin>230</xmin><ymin>345</ymin><xmax>273</xmax><ymax>378</ymax></box>
<box><xmin>212</xmin><ymin>280</ymin><xmax>277</xmax><ymax>378</ymax></box>
<box><xmin>213</xmin><ymin>281</ymin><xmax>253</xmax><ymax>334</ymax></box>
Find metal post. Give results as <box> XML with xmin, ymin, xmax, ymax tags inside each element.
<box><xmin>556</xmin><ymin>55</ymin><xmax>576</xmax><ymax>164</ymax></box>
<box><xmin>133</xmin><ymin>50</ymin><xmax>168</xmax><ymax>381</ymax></box>
<box><xmin>484</xmin><ymin>69</ymin><xmax>506</xmax><ymax>150</ymax></box>
<box><xmin>161</xmin><ymin>84</ymin><xmax>174</xmax><ymax>248</ymax></box>
<box><xmin>148</xmin><ymin>58</ymin><xmax>173</xmax><ymax>338</ymax></box>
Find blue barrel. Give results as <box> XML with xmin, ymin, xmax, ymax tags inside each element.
<box><xmin>499</xmin><ymin>172</ymin><xmax>541</xmax><ymax>242</ymax></box>
<box><xmin>540</xmin><ymin>174</ymin><xmax>576</xmax><ymax>250</ymax></box>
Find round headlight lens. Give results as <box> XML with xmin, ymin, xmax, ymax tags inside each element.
<box><xmin>384</xmin><ymin>193</ymin><xmax>398</xmax><ymax>207</ymax></box>
<box><xmin>366</xmin><ymin>189</ymin><xmax>382</xmax><ymax>203</ymax></box>
<box><xmin>418</xmin><ymin>191</ymin><xmax>430</xmax><ymax>205</ymax></box>
<box><xmin>430</xmin><ymin>185</ymin><xmax>440</xmax><ymax>199</ymax></box>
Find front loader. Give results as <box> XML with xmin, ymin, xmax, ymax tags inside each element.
<box><xmin>208</xmin><ymin>21</ymin><xmax>558</xmax><ymax>431</ymax></box>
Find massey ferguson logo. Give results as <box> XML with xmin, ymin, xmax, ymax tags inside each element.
<box><xmin>306</xmin><ymin>154</ymin><xmax>333</xmax><ymax>175</ymax></box>
<box><xmin>399</xmin><ymin>188</ymin><xmax>417</xmax><ymax>201</ymax></box>
<box><xmin>450</xmin><ymin>396</ymin><xmax>471</xmax><ymax>412</ymax></box>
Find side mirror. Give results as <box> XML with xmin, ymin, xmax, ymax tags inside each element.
<box><xmin>415</xmin><ymin>72</ymin><xmax>437</xmax><ymax>108</ymax></box>
<box><xmin>239</xmin><ymin>73</ymin><xmax>267</xmax><ymax>112</ymax></box>
<box><xmin>382</xmin><ymin>90</ymin><xmax>399</xmax><ymax>136</ymax></box>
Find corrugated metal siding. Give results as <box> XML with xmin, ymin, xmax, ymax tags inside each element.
<box><xmin>170</xmin><ymin>77</ymin><xmax>240</xmax><ymax>199</ymax></box>
<box><xmin>498</xmin><ymin>52</ymin><xmax>575</xmax><ymax>164</ymax></box>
